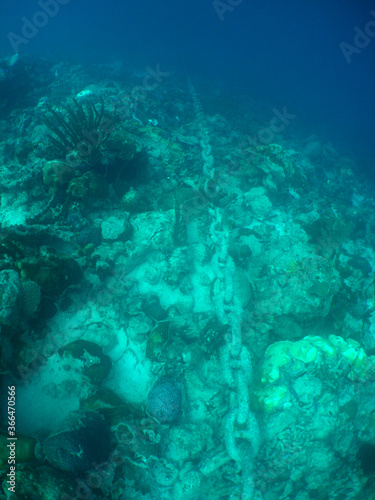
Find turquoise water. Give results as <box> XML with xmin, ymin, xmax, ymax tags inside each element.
<box><xmin>0</xmin><ymin>2</ymin><xmax>375</xmax><ymax>499</ymax></box>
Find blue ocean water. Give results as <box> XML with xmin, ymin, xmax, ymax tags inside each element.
<box><xmin>0</xmin><ymin>1</ymin><xmax>375</xmax><ymax>499</ymax></box>
<box><xmin>1</xmin><ymin>0</ymin><xmax>374</xmax><ymax>164</ymax></box>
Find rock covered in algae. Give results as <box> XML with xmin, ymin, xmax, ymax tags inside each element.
<box><xmin>58</xmin><ymin>339</ymin><xmax>112</xmax><ymax>385</ymax></box>
<box><xmin>43</xmin><ymin>410</ymin><xmax>111</xmax><ymax>473</ymax></box>
<box><xmin>0</xmin><ymin>269</ymin><xmax>22</xmax><ymax>326</ymax></box>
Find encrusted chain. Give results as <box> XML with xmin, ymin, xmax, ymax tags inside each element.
<box><xmin>189</xmin><ymin>81</ymin><xmax>261</xmax><ymax>499</ymax></box>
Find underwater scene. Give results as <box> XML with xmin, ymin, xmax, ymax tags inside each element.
<box><xmin>1</xmin><ymin>1</ymin><xmax>375</xmax><ymax>499</ymax></box>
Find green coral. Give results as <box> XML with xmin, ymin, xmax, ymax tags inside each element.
<box><xmin>255</xmin><ymin>335</ymin><xmax>375</xmax><ymax>413</ymax></box>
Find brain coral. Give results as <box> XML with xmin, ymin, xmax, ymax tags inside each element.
<box><xmin>147</xmin><ymin>377</ymin><xmax>182</xmax><ymax>424</ymax></box>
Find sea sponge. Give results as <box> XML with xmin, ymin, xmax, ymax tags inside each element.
<box><xmin>43</xmin><ymin>410</ymin><xmax>111</xmax><ymax>473</ymax></box>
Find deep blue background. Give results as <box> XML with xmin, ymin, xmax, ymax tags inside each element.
<box><xmin>1</xmin><ymin>0</ymin><xmax>374</xmax><ymax>167</ymax></box>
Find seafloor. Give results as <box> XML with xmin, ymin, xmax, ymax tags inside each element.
<box><xmin>1</xmin><ymin>55</ymin><xmax>375</xmax><ymax>499</ymax></box>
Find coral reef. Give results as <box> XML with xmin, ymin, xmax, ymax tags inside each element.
<box><xmin>1</xmin><ymin>58</ymin><xmax>375</xmax><ymax>499</ymax></box>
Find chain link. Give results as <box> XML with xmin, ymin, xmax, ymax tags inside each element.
<box><xmin>189</xmin><ymin>82</ymin><xmax>262</xmax><ymax>499</ymax></box>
